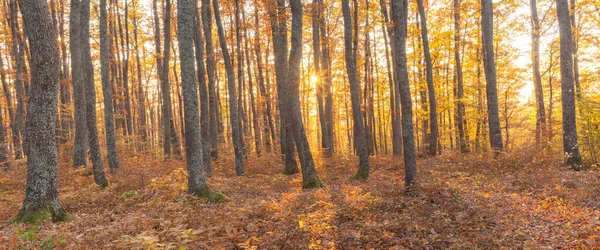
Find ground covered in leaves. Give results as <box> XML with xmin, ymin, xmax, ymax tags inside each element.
<box><xmin>1</xmin><ymin>147</ymin><xmax>600</xmax><ymax>249</ymax></box>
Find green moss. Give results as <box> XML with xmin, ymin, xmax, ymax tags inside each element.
<box><xmin>302</xmin><ymin>176</ymin><xmax>324</xmax><ymax>189</ymax></box>
<box><xmin>351</xmin><ymin>170</ymin><xmax>369</xmax><ymax>181</ymax></box>
<box><xmin>192</xmin><ymin>185</ymin><xmax>229</xmax><ymax>203</ymax></box>
<box><xmin>13</xmin><ymin>210</ymin><xmax>51</xmax><ymax>224</ymax></box>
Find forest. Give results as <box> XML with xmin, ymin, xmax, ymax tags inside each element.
<box><xmin>1</xmin><ymin>0</ymin><xmax>600</xmax><ymax>248</ymax></box>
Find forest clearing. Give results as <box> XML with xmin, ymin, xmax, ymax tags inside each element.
<box><xmin>1</xmin><ymin>148</ymin><xmax>599</xmax><ymax>248</ymax></box>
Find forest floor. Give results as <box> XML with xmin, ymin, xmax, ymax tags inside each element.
<box><xmin>1</xmin><ymin>147</ymin><xmax>600</xmax><ymax>249</ymax></box>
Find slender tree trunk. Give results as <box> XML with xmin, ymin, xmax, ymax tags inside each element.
<box><xmin>193</xmin><ymin>0</ymin><xmax>212</xmax><ymax>173</ymax></box>
<box><xmin>177</xmin><ymin>0</ymin><xmax>213</xmax><ymax>197</ymax></box>
<box><xmin>81</xmin><ymin>0</ymin><xmax>109</xmax><ymax>186</ymax></box>
<box><xmin>70</xmin><ymin>0</ymin><xmax>88</xmax><ymax>167</ymax></box>
<box><xmin>133</xmin><ymin>0</ymin><xmax>147</xmax><ymax>143</ymax></box>
<box><xmin>342</xmin><ymin>0</ymin><xmax>369</xmax><ymax>179</ymax></box>
<box><xmin>202</xmin><ymin>0</ymin><xmax>219</xmax><ymax>159</ymax></box>
<box><xmin>530</xmin><ymin>0</ymin><xmax>546</xmax><ymax>148</ymax></box>
<box><xmin>289</xmin><ymin>0</ymin><xmax>323</xmax><ymax>188</ymax></box>
<box><xmin>254</xmin><ymin>6</ymin><xmax>272</xmax><ymax>153</ymax></box>
<box><xmin>391</xmin><ymin>0</ymin><xmax>417</xmax><ymax>195</ymax></box>
<box><xmin>122</xmin><ymin>0</ymin><xmax>133</xmax><ymax>136</ymax></box>
<box><xmin>100</xmin><ymin>0</ymin><xmax>120</xmax><ymax>172</ymax></box>
<box><xmin>269</xmin><ymin>0</ymin><xmax>299</xmax><ymax>175</ymax></box>
<box><xmin>8</xmin><ymin>0</ymin><xmax>25</xmax><ymax>159</ymax></box>
<box><xmin>241</xmin><ymin>7</ymin><xmax>261</xmax><ymax>156</ymax></box>
<box><xmin>312</xmin><ymin>0</ymin><xmax>330</xmax><ymax>157</ymax></box>
<box><xmin>454</xmin><ymin>0</ymin><xmax>467</xmax><ymax>152</ymax></box>
<box><xmin>15</xmin><ymin>0</ymin><xmax>69</xmax><ymax>222</ymax></box>
<box><xmin>416</xmin><ymin>0</ymin><xmax>438</xmax><ymax>156</ymax></box>
<box><xmin>481</xmin><ymin>0</ymin><xmax>504</xmax><ymax>153</ymax></box>
<box><xmin>556</xmin><ymin>0</ymin><xmax>582</xmax><ymax>166</ymax></box>
<box><xmin>319</xmin><ymin>0</ymin><xmax>334</xmax><ymax>157</ymax></box>
<box><xmin>213</xmin><ymin>0</ymin><xmax>245</xmax><ymax>175</ymax></box>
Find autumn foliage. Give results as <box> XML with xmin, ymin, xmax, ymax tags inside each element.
<box><xmin>1</xmin><ymin>146</ymin><xmax>599</xmax><ymax>248</ymax></box>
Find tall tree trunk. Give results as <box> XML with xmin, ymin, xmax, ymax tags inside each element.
<box><xmin>15</xmin><ymin>0</ymin><xmax>69</xmax><ymax>222</ymax></box>
<box><xmin>133</xmin><ymin>0</ymin><xmax>147</xmax><ymax>143</ymax></box>
<box><xmin>254</xmin><ymin>5</ymin><xmax>272</xmax><ymax>153</ymax></box>
<box><xmin>312</xmin><ymin>0</ymin><xmax>330</xmax><ymax>157</ymax></box>
<box><xmin>160</xmin><ymin>0</ymin><xmax>180</xmax><ymax>158</ymax></box>
<box><xmin>417</xmin><ymin>0</ymin><xmax>438</xmax><ymax>156</ymax></box>
<box><xmin>213</xmin><ymin>0</ymin><xmax>245</xmax><ymax>175</ymax></box>
<box><xmin>81</xmin><ymin>0</ymin><xmax>109</xmax><ymax>186</ymax></box>
<box><xmin>122</xmin><ymin>0</ymin><xmax>133</xmax><ymax>136</ymax></box>
<box><xmin>454</xmin><ymin>0</ymin><xmax>467</xmax><ymax>152</ymax></box>
<box><xmin>177</xmin><ymin>0</ymin><xmax>216</xmax><ymax>199</ymax></box>
<box><xmin>70</xmin><ymin>0</ymin><xmax>87</xmax><ymax>167</ymax></box>
<box><xmin>342</xmin><ymin>0</ymin><xmax>369</xmax><ymax>179</ymax></box>
<box><xmin>289</xmin><ymin>0</ymin><xmax>323</xmax><ymax>188</ymax></box>
<box><xmin>319</xmin><ymin>0</ymin><xmax>334</xmax><ymax>157</ymax></box>
<box><xmin>202</xmin><ymin>0</ymin><xmax>219</xmax><ymax>159</ymax></box>
<box><xmin>481</xmin><ymin>0</ymin><xmax>504</xmax><ymax>153</ymax></box>
<box><xmin>556</xmin><ymin>0</ymin><xmax>582</xmax><ymax>167</ymax></box>
<box><xmin>193</xmin><ymin>0</ymin><xmax>212</xmax><ymax>173</ymax></box>
<box><xmin>569</xmin><ymin>0</ymin><xmax>581</xmax><ymax>100</ymax></box>
<box><xmin>530</xmin><ymin>0</ymin><xmax>546</xmax><ymax>148</ymax></box>
<box><xmin>269</xmin><ymin>0</ymin><xmax>299</xmax><ymax>175</ymax></box>
<box><xmin>391</xmin><ymin>0</ymin><xmax>417</xmax><ymax>195</ymax></box>
<box><xmin>8</xmin><ymin>0</ymin><xmax>25</xmax><ymax>159</ymax></box>
<box><xmin>100</xmin><ymin>0</ymin><xmax>120</xmax><ymax>172</ymax></box>
<box><xmin>242</xmin><ymin>7</ymin><xmax>261</xmax><ymax>156</ymax></box>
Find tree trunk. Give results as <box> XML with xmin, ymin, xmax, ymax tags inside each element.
<box><xmin>416</xmin><ymin>0</ymin><xmax>438</xmax><ymax>156</ymax></box>
<box><xmin>454</xmin><ymin>0</ymin><xmax>467</xmax><ymax>152</ymax></box>
<box><xmin>556</xmin><ymin>0</ymin><xmax>582</xmax><ymax>167</ymax></box>
<box><xmin>530</xmin><ymin>0</ymin><xmax>546</xmax><ymax>148</ymax></box>
<box><xmin>254</xmin><ymin>6</ymin><xmax>273</xmax><ymax>153</ymax></box>
<box><xmin>132</xmin><ymin>0</ymin><xmax>147</xmax><ymax>144</ymax></box>
<box><xmin>81</xmin><ymin>0</ymin><xmax>109</xmax><ymax>186</ymax></box>
<box><xmin>193</xmin><ymin>0</ymin><xmax>212</xmax><ymax>173</ymax></box>
<box><xmin>342</xmin><ymin>0</ymin><xmax>369</xmax><ymax>179</ymax></box>
<box><xmin>391</xmin><ymin>0</ymin><xmax>417</xmax><ymax>195</ymax></box>
<box><xmin>213</xmin><ymin>0</ymin><xmax>245</xmax><ymax>175</ymax></box>
<box><xmin>15</xmin><ymin>0</ymin><xmax>69</xmax><ymax>222</ymax></box>
<box><xmin>202</xmin><ymin>0</ymin><xmax>219</xmax><ymax>160</ymax></box>
<box><xmin>289</xmin><ymin>0</ymin><xmax>323</xmax><ymax>188</ymax></box>
<box><xmin>177</xmin><ymin>0</ymin><xmax>215</xmax><ymax>199</ymax></box>
<box><xmin>481</xmin><ymin>0</ymin><xmax>504</xmax><ymax>153</ymax></box>
<box><xmin>100</xmin><ymin>0</ymin><xmax>120</xmax><ymax>172</ymax></box>
<box><xmin>70</xmin><ymin>0</ymin><xmax>87</xmax><ymax>167</ymax></box>
<box><xmin>269</xmin><ymin>0</ymin><xmax>298</xmax><ymax>175</ymax></box>
<box><xmin>318</xmin><ymin>0</ymin><xmax>334</xmax><ymax>157</ymax></box>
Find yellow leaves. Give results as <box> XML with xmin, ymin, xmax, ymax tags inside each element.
<box><xmin>148</xmin><ymin>168</ymin><xmax>188</xmax><ymax>198</ymax></box>
<box><xmin>299</xmin><ymin>220</ymin><xmax>305</xmax><ymax>229</ymax></box>
<box><xmin>342</xmin><ymin>185</ymin><xmax>381</xmax><ymax>211</ymax></box>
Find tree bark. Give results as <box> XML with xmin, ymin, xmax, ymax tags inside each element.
<box><xmin>15</xmin><ymin>0</ymin><xmax>69</xmax><ymax>222</ymax></box>
<box><xmin>70</xmin><ymin>0</ymin><xmax>87</xmax><ymax>167</ymax></box>
<box><xmin>254</xmin><ymin>6</ymin><xmax>273</xmax><ymax>153</ymax></box>
<box><xmin>269</xmin><ymin>0</ymin><xmax>299</xmax><ymax>175</ymax></box>
<box><xmin>481</xmin><ymin>0</ymin><xmax>504</xmax><ymax>153</ymax></box>
<box><xmin>556</xmin><ymin>0</ymin><xmax>582</xmax><ymax>166</ymax></box>
<box><xmin>213</xmin><ymin>0</ymin><xmax>245</xmax><ymax>175</ymax></box>
<box><xmin>342</xmin><ymin>0</ymin><xmax>369</xmax><ymax>179</ymax></box>
<box><xmin>202</xmin><ymin>0</ymin><xmax>220</xmax><ymax>160</ymax></box>
<box><xmin>100</xmin><ymin>0</ymin><xmax>120</xmax><ymax>172</ymax></box>
<box><xmin>454</xmin><ymin>0</ymin><xmax>467</xmax><ymax>152</ymax></box>
<box><xmin>417</xmin><ymin>0</ymin><xmax>438</xmax><ymax>156</ymax></box>
<box><xmin>193</xmin><ymin>0</ymin><xmax>212</xmax><ymax>173</ymax></box>
<box><xmin>391</xmin><ymin>0</ymin><xmax>417</xmax><ymax>195</ymax></box>
<box><xmin>289</xmin><ymin>0</ymin><xmax>323</xmax><ymax>188</ymax></box>
<box><xmin>177</xmin><ymin>0</ymin><xmax>213</xmax><ymax>196</ymax></box>
<box><xmin>81</xmin><ymin>0</ymin><xmax>109</xmax><ymax>186</ymax></box>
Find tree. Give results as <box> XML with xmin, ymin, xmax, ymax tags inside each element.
<box><xmin>100</xmin><ymin>0</ymin><xmax>120</xmax><ymax>172</ymax></box>
<box><xmin>70</xmin><ymin>0</ymin><xmax>87</xmax><ymax>167</ymax></box>
<box><xmin>177</xmin><ymin>0</ymin><xmax>223</xmax><ymax>201</ymax></box>
<box><xmin>312</xmin><ymin>0</ymin><xmax>331</xmax><ymax>157</ymax></box>
<box><xmin>556</xmin><ymin>0</ymin><xmax>582</xmax><ymax>167</ymax></box>
<box><xmin>454</xmin><ymin>0</ymin><xmax>467</xmax><ymax>152</ymax></box>
<box><xmin>481</xmin><ymin>0</ymin><xmax>504</xmax><ymax>153</ymax></box>
<box><xmin>213</xmin><ymin>0</ymin><xmax>245</xmax><ymax>176</ymax></box>
<box><xmin>530</xmin><ymin>0</ymin><xmax>546</xmax><ymax>148</ymax></box>
<box><xmin>15</xmin><ymin>0</ymin><xmax>69</xmax><ymax>222</ymax></box>
<box><xmin>201</xmin><ymin>0</ymin><xmax>220</xmax><ymax>160</ymax></box>
<box><xmin>269</xmin><ymin>0</ymin><xmax>299</xmax><ymax>175</ymax></box>
<box><xmin>342</xmin><ymin>0</ymin><xmax>370</xmax><ymax>180</ymax></box>
<box><xmin>81</xmin><ymin>0</ymin><xmax>109</xmax><ymax>186</ymax></box>
<box><xmin>391</xmin><ymin>0</ymin><xmax>417</xmax><ymax>195</ymax></box>
<box><xmin>288</xmin><ymin>0</ymin><xmax>323</xmax><ymax>188</ymax></box>
<box><xmin>193</xmin><ymin>0</ymin><xmax>212</xmax><ymax>173</ymax></box>
<box><xmin>416</xmin><ymin>0</ymin><xmax>438</xmax><ymax>156</ymax></box>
